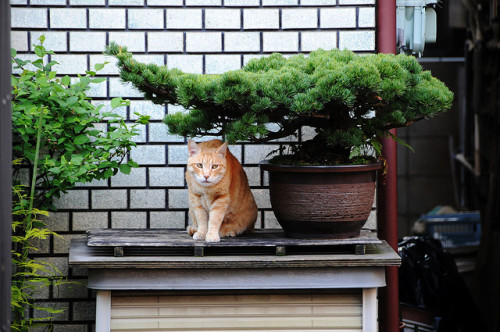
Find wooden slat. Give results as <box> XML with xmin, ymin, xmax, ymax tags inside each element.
<box><xmin>110</xmin><ymin>293</ymin><xmax>363</xmax><ymax>332</ymax></box>
<box><xmin>69</xmin><ymin>238</ymin><xmax>401</xmax><ymax>269</ymax></box>
<box><xmin>87</xmin><ymin>228</ymin><xmax>381</xmax><ymax>248</ymax></box>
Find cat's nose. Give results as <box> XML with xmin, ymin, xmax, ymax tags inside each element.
<box><xmin>204</xmin><ymin>175</ymin><xmax>210</xmax><ymax>180</ymax></box>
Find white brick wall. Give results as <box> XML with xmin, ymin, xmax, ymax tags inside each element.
<box><xmin>10</xmin><ymin>1</ymin><xmax>376</xmax><ymax>328</ymax></box>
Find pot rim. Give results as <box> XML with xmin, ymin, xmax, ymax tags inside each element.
<box><xmin>259</xmin><ymin>160</ymin><xmax>383</xmax><ymax>173</ymax></box>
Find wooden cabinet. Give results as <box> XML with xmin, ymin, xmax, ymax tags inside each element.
<box><xmin>69</xmin><ymin>229</ymin><xmax>400</xmax><ymax>332</ymax></box>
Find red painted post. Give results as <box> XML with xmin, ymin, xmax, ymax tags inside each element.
<box><xmin>376</xmin><ymin>0</ymin><xmax>400</xmax><ymax>332</ymax></box>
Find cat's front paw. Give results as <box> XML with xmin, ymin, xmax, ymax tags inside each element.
<box><xmin>205</xmin><ymin>232</ymin><xmax>220</xmax><ymax>243</ymax></box>
<box><xmin>193</xmin><ymin>231</ymin><xmax>206</xmax><ymax>241</ymax></box>
<box><xmin>187</xmin><ymin>226</ymin><xmax>197</xmax><ymax>236</ymax></box>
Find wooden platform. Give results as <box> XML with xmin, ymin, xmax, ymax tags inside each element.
<box><xmin>86</xmin><ymin>228</ymin><xmax>382</xmax><ymax>257</ymax></box>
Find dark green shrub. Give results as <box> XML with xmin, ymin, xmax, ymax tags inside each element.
<box><xmin>106</xmin><ymin>43</ymin><xmax>453</xmax><ymax>165</ymax></box>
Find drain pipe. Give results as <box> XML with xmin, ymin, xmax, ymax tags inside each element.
<box><xmin>376</xmin><ymin>1</ymin><xmax>400</xmax><ymax>332</ymax></box>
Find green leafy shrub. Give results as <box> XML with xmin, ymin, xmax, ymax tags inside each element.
<box><xmin>106</xmin><ymin>43</ymin><xmax>453</xmax><ymax>164</ymax></box>
<box><xmin>11</xmin><ymin>36</ymin><xmax>149</xmax><ymax>330</ymax></box>
<box><xmin>12</xmin><ymin>37</ymin><xmax>149</xmax><ymax>209</ymax></box>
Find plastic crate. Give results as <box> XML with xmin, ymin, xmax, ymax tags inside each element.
<box><xmin>422</xmin><ymin>212</ymin><xmax>481</xmax><ymax>248</ymax></box>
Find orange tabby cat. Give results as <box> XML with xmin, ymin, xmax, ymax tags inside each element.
<box><xmin>186</xmin><ymin>139</ymin><xmax>258</xmax><ymax>243</ymax></box>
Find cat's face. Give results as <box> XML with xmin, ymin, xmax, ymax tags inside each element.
<box><xmin>187</xmin><ymin>140</ymin><xmax>228</xmax><ymax>187</ymax></box>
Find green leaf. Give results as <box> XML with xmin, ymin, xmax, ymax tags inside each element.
<box><xmin>61</xmin><ymin>75</ymin><xmax>71</xmax><ymax>86</ymax></box>
<box><xmin>11</xmin><ymin>48</ymin><xmax>17</xmax><ymax>58</ymax></box>
<box><xmin>119</xmin><ymin>164</ymin><xmax>132</xmax><ymax>175</ymax></box>
<box><xmin>70</xmin><ymin>155</ymin><xmax>84</xmax><ymax>165</ymax></box>
<box><xmin>73</xmin><ymin>134</ymin><xmax>90</xmax><ymax>145</ymax></box>
<box><xmin>92</xmin><ymin>77</ymin><xmax>107</xmax><ymax>84</ymax></box>
<box><xmin>111</xmin><ymin>97</ymin><xmax>125</xmax><ymax>108</ymax></box>
<box><xmin>94</xmin><ymin>62</ymin><xmax>107</xmax><ymax>71</ymax></box>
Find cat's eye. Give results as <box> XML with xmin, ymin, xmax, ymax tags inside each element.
<box><xmin>196</xmin><ymin>163</ymin><xmax>203</xmax><ymax>168</ymax></box>
<box><xmin>212</xmin><ymin>164</ymin><xmax>218</xmax><ymax>169</ymax></box>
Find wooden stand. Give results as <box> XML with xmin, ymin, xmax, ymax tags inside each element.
<box><xmin>69</xmin><ymin>228</ymin><xmax>400</xmax><ymax>332</ymax></box>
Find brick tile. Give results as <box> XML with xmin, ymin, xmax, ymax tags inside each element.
<box><xmin>205</xmin><ymin>9</ymin><xmax>240</xmax><ymax>30</ymax></box>
<box><xmin>149</xmin><ymin>167</ymin><xmax>185</xmax><ymax>187</ymax></box>
<box><xmin>301</xmin><ymin>0</ymin><xmax>336</xmax><ymax>4</ymax></box>
<box><xmin>31</xmin><ymin>31</ymin><xmax>67</xmax><ymax>52</ymax></box>
<box><xmin>109</xmin><ymin>77</ymin><xmax>144</xmax><ymax>98</ymax></box>
<box><xmin>166</xmin><ymin>9</ymin><xmax>202</xmax><ymax>29</ymax></box>
<box><xmin>53</xmin><ymin>234</ymin><xmax>85</xmax><ymax>254</ymax></box>
<box><xmin>51</xmin><ymin>54</ymin><xmax>88</xmax><ymax>75</ymax></box>
<box><xmin>150</xmin><ymin>211</ymin><xmax>186</xmax><ymax>228</ymax></box>
<box><xmin>31</xmin><ymin>0</ymin><xmax>66</xmax><ymax>4</ymax></box>
<box><xmin>147</xmin><ymin>0</ymin><xmax>183</xmax><ymax>5</ymax></box>
<box><xmin>50</xmin><ymin>8</ymin><xmax>87</xmax><ymax>29</ymax></box>
<box><xmin>72</xmin><ymin>301</ymin><xmax>96</xmax><ymax>321</ymax></box>
<box><xmin>53</xmin><ymin>279</ymin><xmax>88</xmax><ymax>299</ymax></box>
<box><xmin>42</xmin><ymin>212</ymin><xmax>70</xmax><ymax>232</ymax></box>
<box><xmin>128</xmin><ymin>9</ymin><xmax>164</xmax><ymax>29</ymax></box>
<box><xmin>109</xmin><ymin>0</ymin><xmax>144</xmax><ymax>5</ymax></box>
<box><xmin>168</xmin><ymin>189</ymin><xmax>188</xmax><ymax>209</ymax></box>
<box><xmin>264</xmin><ymin>210</ymin><xmax>281</xmax><ymax>229</ymax></box>
<box><xmin>69</xmin><ymin>32</ymin><xmax>106</xmax><ymax>52</ymax></box>
<box><xmin>70</xmin><ymin>0</ymin><xmax>106</xmax><ymax>5</ymax></box>
<box><xmin>72</xmin><ymin>212</ymin><xmax>109</xmax><ymax>231</ymax></box>
<box><xmin>85</xmin><ymin>80</ymin><xmax>108</xmax><ymax>98</ymax></box>
<box><xmin>339</xmin><ymin>30</ymin><xmax>375</xmax><ymax>51</ymax></box>
<box><xmin>149</xmin><ymin>122</ymin><xmax>185</xmax><ymax>143</ymax></box>
<box><xmin>244</xmin><ymin>144</ymin><xmax>280</xmax><ymax>164</ymax></box>
<box><xmin>167</xmin><ymin>55</ymin><xmax>203</xmax><ymax>74</ymax></box>
<box><xmin>54</xmin><ymin>190</ymin><xmax>89</xmax><ymax>210</ymax></box>
<box><xmin>90</xmin><ymin>55</ymin><xmax>120</xmax><ymax>75</ymax></box>
<box><xmin>130</xmin><ymin>100</ymin><xmax>165</xmax><ymax>121</ymax></box>
<box><xmin>147</xmin><ymin>32</ymin><xmax>184</xmax><ymax>52</ymax></box>
<box><xmin>301</xmin><ymin>31</ymin><xmax>337</xmax><ymax>51</ymax></box>
<box><xmin>263</xmin><ymin>0</ymin><xmax>298</xmax><ymax>5</ymax></box>
<box><xmin>224</xmin><ymin>32</ymin><xmax>260</xmax><ymax>52</ymax></box>
<box><xmin>339</xmin><ymin>0</ymin><xmax>375</xmax><ymax>4</ymax></box>
<box><xmin>186</xmin><ymin>0</ymin><xmax>221</xmax><ymax>5</ymax></box>
<box><xmin>11</xmin><ymin>8</ymin><xmax>48</xmax><ymax>28</ymax></box>
<box><xmin>205</xmin><ymin>54</ymin><xmax>241</xmax><ymax>74</ymax></box>
<box><xmin>91</xmin><ymin>190</ymin><xmax>128</xmax><ymax>209</ymax></box>
<box><xmin>263</xmin><ymin>32</ymin><xmax>299</xmax><ymax>52</ymax></box>
<box><xmin>130</xmin><ymin>189</ymin><xmax>166</xmax><ymax>209</ymax></box>
<box><xmin>186</xmin><ymin>32</ymin><xmax>222</xmax><ymax>52</ymax></box>
<box><xmin>11</xmin><ymin>31</ymin><xmax>28</xmax><ymax>52</ymax></box>
<box><xmin>130</xmin><ymin>145</ymin><xmax>166</xmax><ymax>165</ymax></box>
<box><xmin>89</xmin><ymin>8</ymin><xmax>126</xmax><ymax>29</ymax></box>
<box><xmin>34</xmin><ymin>302</ymin><xmax>69</xmax><ymax>321</ymax></box>
<box><xmin>108</xmin><ymin>31</ymin><xmax>145</xmax><ymax>52</ymax></box>
<box><xmin>168</xmin><ymin>144</ymin><xmax>188</xmax><ymax>165</ymax></box>
<box><xmin>244</xmin><ymin>9</ymin><xmax>279</xmax><ymax>30</ymax></box>
<box><xmin>225</xmin><ymin>0</ymin><xmax>259</xmax><ymax>6</ymax></box>
<box><xmin>320</xmin><ymin>7</ymin><xmax>356</xmax><ymax>28</ymax></box>
<box><xmin>282</xmin><ymin>8</ymin><xmax>317</xmax><ymax>29</ymax></box>
<box><xmin>111</xmin><ymin>167</ymin><xmax>147</xmax><ymax>187</ymax></box>
<box><xmin>251</xmin><ymin>188</ymin><xmax>272</xmax><ymax>209</ymax></box>
<box><xmin>358</xmin><ymin>7</ymin><xmax>376</xmax><ymax>28</ymax></box>
<box><xmin>111</xmin><ymin>211</ymin><xmax>147</xmax><ymax>228</ymax></box>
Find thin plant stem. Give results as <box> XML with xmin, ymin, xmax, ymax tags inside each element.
<box><xmin>21</xmin><ymin>108</ymin><xmax>45</xmax><ymax>264</ymax></box>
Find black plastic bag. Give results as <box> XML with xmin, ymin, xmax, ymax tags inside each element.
<box><xmin>398</xmin><ymin>237</ymin><xmax>484</xmax><ymax>332</ymax></box>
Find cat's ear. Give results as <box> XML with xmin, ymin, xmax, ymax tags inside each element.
<box><xmin>188</xmin><ymin>139</ymin><xmax>199</xmax><ymax>157</ymax></box>
<box><xmin>216</xmin><ymin>141</ymin><xmax>228</xmax><ymax>157</ymax></box>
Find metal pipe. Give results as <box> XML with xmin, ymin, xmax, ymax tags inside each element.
<box><xmin>376</xmin><ymin>0</ymin><xmax>400</xmax><ymax>331</ymax></box>
<box><xmin>0</xmin><ymin>1</ymin><xmax>12</xmax><ymax>330</ymax></box>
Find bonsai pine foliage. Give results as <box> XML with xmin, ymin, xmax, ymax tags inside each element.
<box><xmin>106</xmin><ymin>42</ymin><xmax>453</xmax><ymax>164</ymax></box>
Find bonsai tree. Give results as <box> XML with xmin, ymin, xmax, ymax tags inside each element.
<box><xmin>106</xmin><ymin>43</ymin><xmax>453</xmax><ymax>165</ymax></box>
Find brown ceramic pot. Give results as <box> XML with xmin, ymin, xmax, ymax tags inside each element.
<box><xmin>260</xmin><ymin>160</ymin><xmax>382</xmax><ymax>239</ymax></box>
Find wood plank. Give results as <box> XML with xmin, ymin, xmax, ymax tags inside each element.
<box><xmin>87</xmin><ymin>228</ymin><xmax>381</xmax><ymax>248</ymax></box>
<box><xmin>69</xmin><ymin>238</ymin><xmax>401</xmax><ymax>269</ymax></box>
